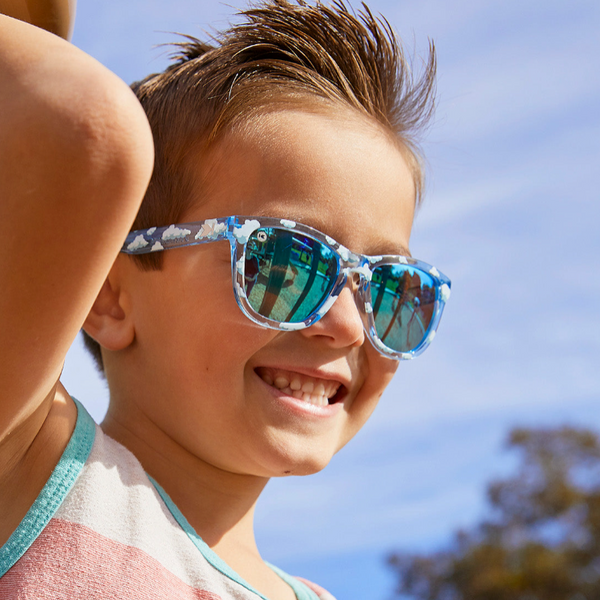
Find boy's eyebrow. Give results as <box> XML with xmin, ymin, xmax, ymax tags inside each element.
<box><xmin>381</xmin><ymin>243</ymin><xmax>412</xmax><ymax>258</ymax></box>
<box><xmin>368</xmin><ymin>234</ymin><xmax>412</xmax><ymax>258</ymax></box>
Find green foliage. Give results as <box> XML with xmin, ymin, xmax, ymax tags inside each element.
<box><xmin>388</xmin><ymin>426</ymin><xmax>600</xmax><ymax>600</ymax></box>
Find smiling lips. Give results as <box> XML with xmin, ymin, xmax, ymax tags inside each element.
<box><xmin>256</xmin><ymin>367</ymin><xmax>342</xmax><ymax>407</ymax></box>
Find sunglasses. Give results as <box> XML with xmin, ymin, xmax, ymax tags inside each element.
<box><xmin>121</xmin><ymin>216</ymin><xmax>451</xmax><ymax>360</ymax></box>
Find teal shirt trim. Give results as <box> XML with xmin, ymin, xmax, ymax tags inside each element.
<box><xmin>267</xmin><ymin>563</ymin><xmax>322</xmax><ymax>600</ymax></box>
<box><xmin>149</xmin><ymin>477</ymin><xmax>320</xmax><ymax>600</ymax></box>
<box><xmin>0</xmin><ymin>398</ymin><xmax>96</xmax><ymax>577</ymax></box>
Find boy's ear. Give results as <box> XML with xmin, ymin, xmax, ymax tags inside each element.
<box><xmin>82</xmin><ymin>268</ymin><xmax>134</xmax><ymax>351</ymax></box>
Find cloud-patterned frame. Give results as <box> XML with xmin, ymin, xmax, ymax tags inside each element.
<box><xmin>121</xmin><ymin>216</ymin><xmax>451</xmax><ymax>360</ymax></box>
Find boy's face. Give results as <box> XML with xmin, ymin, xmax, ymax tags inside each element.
<box><xmin>113</xmin><ymin>105</ymin><xmax>416</xmax><ymax>478</ymax></box>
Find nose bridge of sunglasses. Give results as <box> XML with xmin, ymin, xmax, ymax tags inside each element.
<box><xmin>342</xmin><ymin>264</ymin><xmax>372</xmax><ymax>287</ymax></box>
<box><xmin>334</xmin><ymin>266</ymin><xmax>372</xmax><ymax>318</ymax></box>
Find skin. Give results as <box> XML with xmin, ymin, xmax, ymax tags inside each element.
<box><xmin>0</xmin><ymin>14</ymin><xmax>153</xmax><ymax>548</ymax></box>
<box><xmin>84</xmin><ymin>106</ymin><xmax>416</xmax><ymax>599</ymax></box>
<box><xmin>0</xmin><ymin>0</ymin><xmax>76</xmax><ymax>39</ymax></box>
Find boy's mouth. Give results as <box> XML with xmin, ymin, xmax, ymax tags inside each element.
<box><xmin>255</xmin><ymin>367</ymin><xmax>343</xmax><ymax>407</ymax></box>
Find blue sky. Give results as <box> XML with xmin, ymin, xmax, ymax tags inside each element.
<box><xmin>61</xmin><ymin>1</ymin><xmax>600</xmax><ymax>598</ymax></box>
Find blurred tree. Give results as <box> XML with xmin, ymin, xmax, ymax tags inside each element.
<box><xmin>388</xmin><ymin>426</ymin><xmax>600</xmax><ymax>600</ymax></box>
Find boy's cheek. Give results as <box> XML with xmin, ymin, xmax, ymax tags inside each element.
<box><xmin>336</xmin><ymin>351</ymin><xmax>398</xmax><ymax>451</ymax></box>
<box><xmin>362</xmin><ymin>342</ymin><xmax>400</xmax><ymax>400</ymax></box>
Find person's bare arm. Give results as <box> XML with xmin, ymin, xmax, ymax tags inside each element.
<box><xmin>0</xmin><ymin>0</ymin><xmax>76</xmax><ymax>39</ymax></box>
<box><xmin>0</xmin><ymin>14</ymin><xmax>154</xmax><ymax>442</ymax></box>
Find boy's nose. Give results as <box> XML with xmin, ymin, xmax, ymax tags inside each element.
<box><xmin>300</xmin><ymin>284</ymin><xmax>365</xmax><ymax>350</ymax></box>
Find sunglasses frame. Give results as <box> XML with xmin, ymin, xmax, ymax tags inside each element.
<box><xmin>121</xmin><ymin>216</ymin><xmax>451</xmax><ymax>360</ymax></box>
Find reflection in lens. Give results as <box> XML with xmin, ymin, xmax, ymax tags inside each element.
<box><xmin>244</xmin><ymin>228</ymin><xmax>339</xmax><ymax>323</ymax></box>
<box><xmin>370</xmin><ymin>264</ymin><xmax>436</xmax><ymax>353</ymax></box>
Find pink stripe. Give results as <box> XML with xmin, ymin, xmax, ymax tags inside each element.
<box><xmin>295</xmin><ymin>576</ymin><xmax>336</xmax><ymax>600</ymax></box>
<box><xmin>0</xmin><ymin>518</ymin><xmax>222</xmax><ymax>599</ymax></box>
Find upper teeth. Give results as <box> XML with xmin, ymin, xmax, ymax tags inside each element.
<box><xmin>257</xmin><ymin>368</ymin><xmax>341</xmax><ymax>407</ymax></box>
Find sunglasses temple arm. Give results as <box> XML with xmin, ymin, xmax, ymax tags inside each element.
<box><xmin>120</xmin><ymin>218</ymin><xmax>233</xmax><ymax>255</ymax></box>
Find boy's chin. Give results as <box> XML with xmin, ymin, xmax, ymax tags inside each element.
<box><xmin>254</xmin><ymin>446</ymin><xmax>337</xmax><ymax>478</ymax></box>
<box><xmin>278</xmin><ymin>460</ymin><xmax>331</xmax><ymax>478</ymax></box>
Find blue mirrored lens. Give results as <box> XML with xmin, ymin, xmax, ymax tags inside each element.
<box><xmin>370</xmin><ymin>264</ymin><xmax>436</xmax><ymax>353</ymax></box>
<box><xmin>244</xmin><ymin>228</ymin><xmax>339</xmax><ymax>323</ymax></box>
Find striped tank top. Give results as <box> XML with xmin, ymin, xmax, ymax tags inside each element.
<box><xmin>0</xmin><ymin>400</ymin><xmax>336</xmax><ymax>600</ymax></box>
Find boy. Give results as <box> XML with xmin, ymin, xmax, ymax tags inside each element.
<box><xmin>0</xmin><ymin>1</ymin><xmax>449</xmax><ymax>598</ymax></box>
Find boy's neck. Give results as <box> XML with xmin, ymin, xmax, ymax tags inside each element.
<box><xmin>100</xmin><ymin>406</ymin><xmax>268</xmax><ymax>549</ymax></box>
<box><xmin>101</xmin><ymin>410</ymin><xmax>299</xmax><ymax>599</ymax></box>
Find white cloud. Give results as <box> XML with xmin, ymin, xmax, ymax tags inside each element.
<box><xmin>196</xmin><ymin>218</ymin><xmax>227</xmax><ymax>240</ymax></box>
<box><xmin>337</xmin><ymin>246</ymin><xmax>351</xmax><ymax>262</ymax></box>
<box><xmin>234</xmin><ymin>281</ymin><xmax>245</xmax><ymax>300</ymax></box>
<box><xmin>316</xmin><ymin>294</ymin><xmax>337</xmax><ymax>317</ymax></box>
<box><xmin>151</xmin><ymin>241</ymin><xmax>164</xmax><ymax>252</ymax></box>
<box><xmin>233</xmin><ymin>219</ymin><xmax>260</xmax><ymax>244</ymax></box>
<box><xmin>236</xmin><ymin>257</ymin><xmax>244</xmax><ymax>274</ymax></box>
<box><xmin>126</xmin><ymin>234</ymin><xmax>149</xmax><ymax>252</ymax></box>
<box><xmin>162</xmin><ymin>224</ymin><xmax>191</xmax><ymax>241</ymax></box>
<box><xmin>440</xmin><ymin>283</ymin><xmax>451</xmax><ymax>302</ymax></box>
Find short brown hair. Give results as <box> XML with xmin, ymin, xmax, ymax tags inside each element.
<box><xmin>83</xmin><ymin>0</ymin><xmax>437</xmax><ymax>373</ymax></box>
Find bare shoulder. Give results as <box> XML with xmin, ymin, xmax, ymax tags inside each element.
<box><xmin>0</xmin><ymin>0</ymin><xmax>76</xmax><ymax>40</ymax></box>
<box><xmin>0</xmin><ymin>16</ymin><xmax>153</xmax><ymax>454</ymax></box>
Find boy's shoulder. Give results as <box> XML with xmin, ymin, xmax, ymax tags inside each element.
<box><xmin>0</xmin><ymin>400</ymin><xmax>334</xmax><ymax>600</ymax></box>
